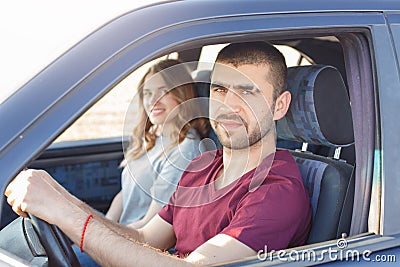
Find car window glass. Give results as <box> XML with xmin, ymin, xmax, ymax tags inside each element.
<box><xmin>276</xmin><ymin>45</ymin><xmax>313</xmax><ymax>66</ymax></box>
<box><xmin>197</xmin><ymin>43</ymin><xmax>312</xmax><ymax>72</ymax></box>
<box><xmin>54</xmin><ymin>53</ymin><xmax>178</xmax><ymax>143</ymax></box>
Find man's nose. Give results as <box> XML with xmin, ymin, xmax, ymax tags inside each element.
<box><xmin>222</xmin><ymin>89</ymin><xmax>242</xmax><ymax>112</ymax></box>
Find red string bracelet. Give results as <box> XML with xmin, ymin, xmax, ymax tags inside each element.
<box><xmin>80</xmin><ymin>214</ymin><xmax>93</xmax><ymax>252</ymax></box>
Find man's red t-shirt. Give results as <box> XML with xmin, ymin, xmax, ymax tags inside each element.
<box><xmin>158</xmin><ymin>150</ymin><xmax>312</xmax><ymax>257</ymax></box>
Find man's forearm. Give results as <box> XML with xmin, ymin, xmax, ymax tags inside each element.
<box><xmin>80</xmin><ymin>215</ymin><xmax>191</xmax><ymax>267</ymax></box>
<box><xmin>5</xmin><ymin>170</ymin><xmax>193</xmax><ymax>266</ymax></box>
<box><xmin>58</xmin><ymin>197</ymin><xmax>191</xmax><ymax>267</ymax></box>
<box><xmin>61</xmin><ymin>194</ymin><xmax>142</xmax><ymax>243</ymax></box>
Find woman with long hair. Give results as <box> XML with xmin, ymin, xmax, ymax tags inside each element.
<box><xmin>106</xmin><ymin>59</ymin><xmax>209</xmax><ymax>228</ymax></box>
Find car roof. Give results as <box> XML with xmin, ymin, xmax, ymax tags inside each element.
<box><xmin>151</xmin><ymin>0</ymin><xmax>400</xmax><ymax>15</ymax></box>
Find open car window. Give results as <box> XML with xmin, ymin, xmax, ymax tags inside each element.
<box><xmin>55</xmin><ymin>44</ymin><xmax>311</xmax><ymax>144</ymax></box>
<box><xmin>55</xmin><ymin>54</ymin><xmax>179</xmax><ymax>143</ymax></box>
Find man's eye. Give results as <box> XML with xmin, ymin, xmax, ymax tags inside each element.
<box><xmin>241</xmin><ymin>90</ymin><xmax>253</xmax><ymax>95</ymax></box>
<box><xmin>213</xmin><ymin>86</ymin><xmax>227</xmax><ymax>93</ymax></box>
<box><xmin>241</xmin><ymin>87</ymin><xmax>260</xmax><ymax>95</ymax></box>
<box><xmin>143</xmin><ymin>91</ymin><xmax>152</xmax><ymax>97</ymax></box>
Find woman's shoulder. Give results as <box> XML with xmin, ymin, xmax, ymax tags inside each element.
<box><xmin>163</xmin><ymin>129</ymin><xmax>203</xmax><ymax>159</ymax></box>
<box><xmin>185</xmin><ymin>128</ymin><xmax>201</xmax><ymax>140</ymax></box>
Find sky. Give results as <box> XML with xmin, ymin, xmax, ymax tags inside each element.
<box><xmin>0</xmin><ymin>0</ymin><xmax>161</xmax><ymax>103</ymax></box>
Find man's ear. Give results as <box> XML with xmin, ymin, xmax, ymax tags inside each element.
<box><xmin>273</xmin><ymin>91</ymin><xmax>291</xmax><ymax>121</ymax></box>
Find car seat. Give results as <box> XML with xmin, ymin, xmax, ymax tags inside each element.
<box><xmin>193</xmin><ymin>64</ymin><xmax>355</xmax><ymax>244</ymax></box>
<box><xmin>192</xmin><ymin>69</ymin><xmax>222</xmax><ymax>149</ymax></box>
<box><xmin>277</xmin><ymin>64</ymin><xmax>355</xmax><ymax>244</ymax></box>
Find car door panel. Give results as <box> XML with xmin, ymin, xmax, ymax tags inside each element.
<box><xmin>1</xmin><ymin>138</ymin><xmax>123</xmax><ymax>229</ymax></box>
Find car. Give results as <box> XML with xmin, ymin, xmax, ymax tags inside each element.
<box><xmin>0</xmin><ymin>0</ymin><xmax>400</xmax><ymax>266</ymax></box>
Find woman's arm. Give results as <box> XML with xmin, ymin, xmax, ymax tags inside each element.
<box><xmin>105</xmin><ymin>191</ymin><xmax>123</xmax><ymax>222</ymax></box>
<box><xmin>127</xmin><ymin>200</ymin><xmax>162</xmax><ymax>229</ymax></box>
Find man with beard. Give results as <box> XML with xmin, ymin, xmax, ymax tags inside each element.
<box><xmin>5</xmin><ymin>42</ymin><xmax>312</xmax><ymax>266</ymax></box>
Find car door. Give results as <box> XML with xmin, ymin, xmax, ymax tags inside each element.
<box><xmin>0</xmin><ymin>1</ymin><xmax>399</xmax><ymax>265</ymax></box>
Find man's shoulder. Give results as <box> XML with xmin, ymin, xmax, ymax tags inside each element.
<box><xmin>245</xmin><ymin>150</ymin><xmax>304</xmax><ymax>197</ymax></box>
<box><xmin>239</xmin><ymin>151</ymin><xmax>309</xmax><ymax>216</ymax></box>
<box><xmin>270</xmin><ymin>149</ymin><xmax>302</xmax><ymax>182</ymax></box>
<box><xmin>273</xmin><ymin>149</ymin><xmax>297</xmax><ymax>166</ymax></box>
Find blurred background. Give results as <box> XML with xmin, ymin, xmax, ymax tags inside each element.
<box><xmin>0</xmin><ymin>0</ymin><xmax>160</xmax><ymax>103</ymax></box>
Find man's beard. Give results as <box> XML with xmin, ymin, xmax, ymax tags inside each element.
<box><xmin>211</xmin><ymin>112</ymin><xmax>274</xmax><ymax>150</ymax></box>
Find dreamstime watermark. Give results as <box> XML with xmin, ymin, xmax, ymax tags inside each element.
<box><xmin>257</xmin><ymin>237</ymin><xmax>397</xmax><ymax>263</ymax></box>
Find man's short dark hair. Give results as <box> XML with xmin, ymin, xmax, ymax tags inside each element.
<box><xmin>215</xmin><ymin>42</ymin><xmax>287</xmax><ymax>100</ymax></box>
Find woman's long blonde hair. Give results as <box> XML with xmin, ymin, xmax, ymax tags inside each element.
<box><xmin>123</xmin><ymin>59</ymin><xmax>209</xmax><ymax>164</ymax></box>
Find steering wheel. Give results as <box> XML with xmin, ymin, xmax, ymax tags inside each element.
<box><xmin>29</xmin><ymin>215</ymin><xmax>81</xmax><ymax>267</ymax></box>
